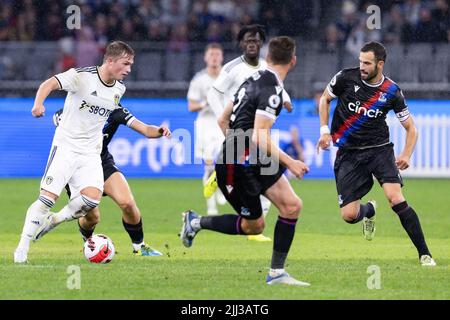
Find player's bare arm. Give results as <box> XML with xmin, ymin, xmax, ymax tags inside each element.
<box><xmin>188</xmin><ymin>99</ymin><xmax>206</xmax><ymax>112</ymax></box>
<box><xmin>253</xmin><ymin>115</ymin><xmax>309</xmax><ymax>179</ymax></box>
<box><xmin>396</xmin><ymin>116</ymin><xmax>418</xmax><ymax>170</ymax></box>
<box><xmin>316</xmin><ymin>88</ymin><xmax>334</xmax><ymax>153</ymax></box>
<box><xmin>217</xmin><ymin>100</ymin><xmax>233</xmax><ymax>135</ymax></box>
<box><xmin>31</xmin><ymin>77</ymin><xmax>60</xmax><ymax>118</ymax></box>
<box><xmin>130</xmin><ymin>119</ymin><xmax>171</xmax><ymax>138</ymax></box>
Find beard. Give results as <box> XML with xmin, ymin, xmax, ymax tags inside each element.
<box><xmin>362</xmin><ymin>65</ymin><xmax>379</xmax><ymax>81</ymax></box>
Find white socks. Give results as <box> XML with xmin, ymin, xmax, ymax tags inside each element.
<box><xmin>52</xmin><ymin>194</ymin><xmax>100</xmax><ymax>225</ymax></box>
<box><xmin>204</xmin><ymin>165</ymin><xmax>217</xmax><ymax>215</ymax></box>
<box><xmin>269</xmin><ymin>268</ymin><xmax>286</xmax><ymax>277</ymax></box>
<box><xmin>261</xmin><ymin>195</ymin><xmax>271</xmax><ymax>216</ymax></box>
<box><xmin>132</xmin><ymin>241</ymin><xmax>145</xmax><ymax>252</ymax></box>
<box><xmin>190</xmin><ymin>218</ymin><xmax>201</xmax><ymax>232</ymax></box>
<box><xmin>17</xmin><ymin>195</ymin><xmax>55</xmax><ymax>251</ymax></box>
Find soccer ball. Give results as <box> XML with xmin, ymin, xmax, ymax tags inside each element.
<box><xmin>83</xmin><ymin>234</ymin><xmax>115</xmax><ymax>263</ymax></box>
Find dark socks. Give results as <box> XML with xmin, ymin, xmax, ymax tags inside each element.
<box><xmin>122</xmin><ymin>218</ymin><xmax>144</xmax><ymax>244</ymax></box>
<box><xmin>271</xmin><ymin>216</ymin><xmax>297</xmax><ymax>269</ymax></box>
<box><xmin>200</xmin><ymin>214</ymin><xmax>245</xmax><ymax>235</ymax></box>
<box><xmin>347</xmin><ymin>202</ymin><xmax>375</xmax><ymax>224</ymax></box>
<box><xmin>393</xmin><ymin>201</ymin><xmax>431</xmax><ymax>258</ymax></box>
<box><xmin>78</xmin><ymin>221</ymin><xmax>94</xmax><ymax>241</ymax></box>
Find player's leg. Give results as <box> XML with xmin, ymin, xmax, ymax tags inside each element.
<box><xmin>340</xmin><ymin>200</ymin><xmax>376</xmax><ymax>223</ymax></box>
<box><xmin>34</xmin><ymin>153</ymin><xmax>103</xmax><ymax>240</ymax></box>
<box><xmin>104</xmin><ymin>171</ymin><xmax>162</xmax><ymax>256</ymax></box>
<box><xmin>201</xmin><ymin>134</ymin><xmax>221</xmax><ymax>201</ymax></box>
<box><xmin>78</xmin><ymin>207</ymin><xmax>100</xmax><ymax>241</ymax></box>
<box><xmin>260</xmin><ymin>195</ymin><xmax>271</xmax><ymax>216</ymax></box>
<box><xmin>180</xmin><ymin>164</ymin><xmax>265</xmax><ymax>247</ymax></box>
<box><xmin>203</xmin><ymin>169</ymin><xmax>219</xmax><ymax>198</ymax></box>
<box><xmin>47</xmin><ymin>186</ymin><xmax>102</xmax><ymax>226</ymax></box>
<box><xmin>201</xmin><ymin>133</ymin><xmax>224</xmax><ymax>215</ymax></box>
<box><xmin>334</xmin><ymin>149</ymin><xmax>376</xmax><ymax>239</ymax></box>
<box><xmin>203</xmin><ymin>160</ymin><xmax>218</xmax><ymax>215</ymax></box>
<box><xmin>246</xmin><ymin>195</ymin><xmax>272</xmax><ymax>242</ymax></box>
<box><xmin>382</xmin><ymin>183</ymin><xmax>435</xmax><ymax>266</ymax></box>
<box><xmin>14</xmin><ymin>190</ymin><xmax>59</xmax><ymax>263</ymax></box>
<box><xmin>14</xmin><ymin>145</ymin><xmax>70</xmax><ymax>263</ymax></box>
<box><xmin>372</xmin><ymin>144</ymin><xmax>434</xmax><ymax>265</ymax></box>
<box><xmin>263</xmin><ymin>174</ymin><xmax>309</xmax><ymax>286</ymax></box>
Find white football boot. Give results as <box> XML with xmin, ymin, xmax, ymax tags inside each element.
<box><xmin>420</xmin><ymin>255</ymin><xmax>436</xmax><ymax>267</ymax></box>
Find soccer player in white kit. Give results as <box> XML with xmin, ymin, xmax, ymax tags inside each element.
<box><xmin>187</xmin><ymin>43</ymin><xmax>226</xmax><ymax>215</ymax></box>
<box><xmin>206</xmin><ymin>25</ymin><xmax>272</xmax><ymax>242</ymax></box>
<box><xmin>14</xmin><ymin>41</ymin><xmax>134</xmax><ymax>263</ymax></box>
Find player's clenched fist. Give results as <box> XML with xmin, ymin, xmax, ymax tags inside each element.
<box><xmin>31</xmin><ymin>104</ymin><xmax>45</xmax><ymax>117</ymax></box>
<box><xmin>288</xmin><ymin>160</ymin><xmax>310</xmax><ymax>179</ymax></box>
<box><xmin>395</xmin><ymin>155</ymin><xmax>410</xmax><ymax>170</ymax></box>
<box><xmin>316</xmin><ymin>133</ymin><xmax>332</xmax><ymax>153</ymax></box>
<box><xmin>158</xmin><ymin>125</ymin><xmax>171</xmax><ymax>138</ymax></box>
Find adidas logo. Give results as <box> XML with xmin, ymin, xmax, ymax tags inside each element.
<box><xmin>91</xmin><ymin>91</ymin><xmax>97</xmax><ymax>96</ymax></box>
<box><xmin>226</xmin><ymin>185</ymin><xmax>233</xmax><ymax>194</ymax></box>
<box><xmin>31</xmin><ymin>220</ymin><xmax>40</xmax><ymax>225</ymax></box>
<box><xmin>354</xmin><ymin>85</ymin><xmax>360</xmax><ymax>92</ymax></box>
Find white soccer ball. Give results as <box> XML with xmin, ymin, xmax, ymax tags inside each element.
<box><xmin>83</xmin><ymin>234</ymin><xmax>115</xmax><ymax>264</ymax></box>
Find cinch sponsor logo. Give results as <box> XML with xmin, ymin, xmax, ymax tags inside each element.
<box><xmin>348</xmin><ymin>101</ymin><xmax>383</xmax><ymax>118</ymax></box>
<box><xmin>80</xmin><ymin>100</ymin><xmax>113</xmax><ymax>117</ymax></box>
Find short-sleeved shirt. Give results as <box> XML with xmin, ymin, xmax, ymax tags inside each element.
<box><xmin>218</xmin><ymin>68</ymin><xmax>288</xmax><ymax>166</ymax></box>
<box><xmin>187</xmin><ymin>68</ymin><xmax>222</xmax><ymax>134</ymax></box>
<box><xmin>326</xmin><ymin>67</ymin><xmax>409</xmax><ymax>149</ymax></box>
<box><xmin>212</xmin><ymin>55</ymin><xmax>267</xmax><ymax>106</ymax></box>
<box><xmin>55</xmin><ymin>105</ymin><xmax>136</xmax><ymax>160</ymax></box>
<box><xmin>53</xmin><ymin>66</ymin><xmax>126</xmax><ymax>154</ymax></box>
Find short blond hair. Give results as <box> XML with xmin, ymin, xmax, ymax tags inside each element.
<box><xmin>104</xmin><ymin>41</ymin><xmax>134</xmax><ymax>61</ymax></box>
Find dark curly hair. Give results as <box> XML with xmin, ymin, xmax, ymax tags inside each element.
<box><xmin>237</xmin><ymin>24</ymin><xmax>266</xmax><ymax>43</ymax></box>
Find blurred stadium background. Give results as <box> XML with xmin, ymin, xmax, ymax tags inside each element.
<box><xmin>1</xmin><ymin>1</ymin><xmax>449</xmax><ymax>301</ymax></box>
<box><xmin>1</xmin><ymin>0</ymin><xmax>450</xmax><ymax>179</ymax></box>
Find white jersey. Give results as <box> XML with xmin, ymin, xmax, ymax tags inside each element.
<box><xmin>213</xmin><ymin>55</ymin><xmax>267</xmax><ymax>104</ymax></box>
<box><xmin>53</xmin><ymin>66</ymin><xmax>125</xmax><ymax>154</ymax></box>
<box><xmin>187</xmin><ymin>69</ymin><xmax>221</xmax><ymax>130</ymax></box>
<box><xmin>187</xmin><ymin>68</ymin><xmax>223</xmax><ymax>160</ymax></box>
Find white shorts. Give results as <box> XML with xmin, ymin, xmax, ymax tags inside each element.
<box><xmin>40</xmin><ymin>145</ymin><xmax>104</xmax><ymax>199</ymax></box>
<box><xmin>194</xmin><ymin>119</ymin><xmax>224</xmax><ymax>162</ymax></box>
<box><xmin>195</xmin><ymin>135</ymin><xmax>223</xmax><ymax>161</ymax></box>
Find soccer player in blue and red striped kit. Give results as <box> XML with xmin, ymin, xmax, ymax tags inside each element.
<box><xmin>317</xmin><ymin>41</ymin><xmax>435</xmax><ymax>266</ymax></box>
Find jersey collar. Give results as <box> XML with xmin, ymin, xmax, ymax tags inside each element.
<box><xmin>96</xmin><ymin>66</ymin><xmax>116</xmax><ymax>87</ymax></box>
<box><xmin>266</xmin><ymin>67</ymin><xmax>284</xmax><ymax>87</ymax></box>
<box><xmin>240</xmin><ymin>55</ymin><xmax>261</xmax><ymax>69</ymax></box>
<box><xmin>361</xmin><ymin>74</ymin><xmax>385</xmax><ymax>87</ymax></box>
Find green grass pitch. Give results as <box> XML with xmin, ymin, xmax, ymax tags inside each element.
<box><xmin>0</xmin><ymin>178</ymin><xmax>448</xmax><ymax>300</ymax></box>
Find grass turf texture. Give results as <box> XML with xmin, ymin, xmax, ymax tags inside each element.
<box><xmin>0</xmin><ymin>178</ymin><xmax>448</xmax><ymax>299</ymax></box>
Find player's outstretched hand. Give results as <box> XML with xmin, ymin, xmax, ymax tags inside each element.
<box><xmin>395</xmin><ymin>154</ymin><xmax>410</xmax><ymax>170</ymax></box>
<box><xmin>158</xmin><ymin>125</ymin><xmax>171</xmax><ymax>138</ymax></box>
<box><xmin>316</xmin><ymin>134</ymin><xmax>332</xmax><ymax>153</ymax></box>
<box><xmin>288</xmin><ymin>160</ymin><xmax>310</xmax><ymax>179</ymax></box>
<box><xmin>31</xmin><ymin>104</ymin><xmax>45</xmax><ymax>117</ymax></box>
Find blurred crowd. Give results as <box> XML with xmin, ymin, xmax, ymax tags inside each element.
<box><xmin>1</xmin><ymin>0</ymin><xmax>448</xmax><ymax>45</ymax></box>
<box><xmin>0</xmin><ymin>0</ymin><xmax>314</xmax><ymax>43</ymax></box>
<box><xmin>1</xmin><ymin>0</ymin><xmax>449</xmax><ymax>82</ymax></box>
<box><xmin>325</xmin><ymin>0</ymin><xmax>450</xmax><ymax>56</ymax></box>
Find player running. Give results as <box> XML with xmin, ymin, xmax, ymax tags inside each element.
<box><xmin>317</xmin><ymin>41</ymin><xmax>435</xmax><ymax>266</ymax></box>
<box><xmin>14</xmin><ymin>41</ymin><xmax>133</xmax><ymax>263</ymax></box>
<box><xmin>181</xmin><ymin>36</ymin><xmax>311</xmax><ymax>285</ymax></box>
<box><xmin>187</xmin><ymin>43</ymin><xmax>227</xmax><ymax>215</ymax></box>
<box><xmin>36</xmin><ymin>104</ymin><xmax>171</xmax><ymax>256</ymax></box>
<box><xmin>205</xmin><ymin>24</ymin><xmax>276</xmax><ymax>242</ymax></box>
